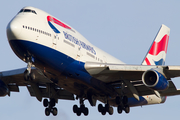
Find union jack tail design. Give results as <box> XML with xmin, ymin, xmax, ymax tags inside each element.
<box><xmin>142</xmin><ymin>24</ymin><xmax>170</xmax><ymax>65</ymax></box>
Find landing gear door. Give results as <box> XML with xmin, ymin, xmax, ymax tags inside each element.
<box><xmin>77</xmin><ymin>46</ymin><xmax>82</xmax><ymax>61</ymax></box>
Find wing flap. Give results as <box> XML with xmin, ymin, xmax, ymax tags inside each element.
<box><xmin>8</xmin><ymin>84</ymin><xmax>19</xmax><ymax>92</ymax></box>
<box><xmin>160</xmin><ymin>81</ymin><xmax>180</xmax><ymax>96</ymax></box>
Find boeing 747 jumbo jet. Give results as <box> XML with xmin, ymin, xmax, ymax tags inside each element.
<box><xmin>3</xmin><ymin>6</ymin><xmax>180</xmax><ymax>116</ymax></box>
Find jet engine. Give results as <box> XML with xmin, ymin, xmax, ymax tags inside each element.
<box><xmin>142</xmin><ymin>69</ymin><xmax>169</xmax><ymax>91</ymax></box>
<box><xmin>0</xmin><ymin>80</ymin><xmax>9</xmax><ymax>96</ymax></box>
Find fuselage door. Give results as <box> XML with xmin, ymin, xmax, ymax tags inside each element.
<box><xmin>52</xmin><ymin>34</ymin><xmax>58</xmax><ymax>48</ymax></box>
<box><xmin>76</xmin><ymin>46</ymin><xmax>82</xmax><ymax>60</ymax></box>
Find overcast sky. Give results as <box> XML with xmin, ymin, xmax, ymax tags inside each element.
<box><xmin>1</xmin><ymin>0</ymin><xmax>180</xmax><ymax>120</ymax></box>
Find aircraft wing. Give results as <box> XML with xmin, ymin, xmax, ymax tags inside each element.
<box><xmin>0</xmin><ymin>67</ymin><xmax>74</xmax><ymax>101</ymax></box>
<box><xmin>85</xmin><ymin>62</ymin><xmax>180</xmax><ymax>98</ymax></box>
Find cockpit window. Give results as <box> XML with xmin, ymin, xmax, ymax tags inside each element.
<box><xmin>19</xmin><ymin>9</ymin><xmax>24</xmax><ymax>13</ymax></box>
<box><xmin>24</xmin><ymin>9</ymin><xmax>32</xmax><ymax>12</ymax></box>
<box><xmin>18</xmin><ymin>9</ymin><xmax>37</xmax><ymax>14</ymax></box>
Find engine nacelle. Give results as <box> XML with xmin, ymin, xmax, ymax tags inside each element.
<box><xmin>0</xmin><ymin>80</ymin><xmax>9</xmax><ymax>96</ymax></box>
<box><xmin>142</xmin><ymin>69</ymin><xmax>169</xmax><ymax>91</ymax></box>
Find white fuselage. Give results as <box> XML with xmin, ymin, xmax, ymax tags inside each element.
<box><xmin>7</xmin><ymin>6</ymin><xmax>123</xmax><ymax>65</ymax></box>
<box><xmin>6</xmin><ymin>6</ymin><xmax>166</xmax><ymax>107</ymax></box>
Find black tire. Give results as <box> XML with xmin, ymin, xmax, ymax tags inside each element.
<box><xmin>43</xmin><ymin>99</ymin><xmax>49</xmax><ymax>107</ymax></box>
<box><xmin>124</xmin><ymin>105</ymin><xmax>130</xmax><ymax>113</ymax></box>
<box><xmin>52</xmin><ymin>107</ymin><xmax>58</xmax><ymax>116</ymax></box>
<box><xmin>117</xmin><ymin>105</ymin><xmax>123</xmax><ymax>114</ymax></box>
<box><xmin>101</xmin><ymin>108</ymin><xmax>106</xmax><ymax>115</ymax></box>
<box><xmin>73</xmin><ymin>105</ymin><xmax>78</xmax><ymax>113</ymax></box>
<box><xmin>45</xmin><ymin>108</ymin><xmax>50</xmax><ymax>116</ymax></box>
<box><xmin>105</xmin><ymin>104</ymin><xmax>109</xmax><ymax>112</ymax></box>
<box><xmin>80</xmin><ymin>104</ymin><xmax>85</xmax><ymax>111</ymax></box>
<box><xmin>116</xmin><ymin>96</ymin><xmax>121</xmax><ymax>105</ymax></box>
<box><xmin>76</xmin><ymin>108</ymin><xmax>81</xmax><ymax>116</ymax></box>
<box><xmin>50</xmin><ymin>99</ymin><xmax>56</xmax><ymax>107</ymax></box>
<box><xmin>122</xmin><ymin>96</ymin><xmax>128</xmax><ymax>105</ymax></box>
<box><xmin>83</xmin><ymin>107</ymin><xmax>89</xmax><ymax>116</ymax></box>
<box><xmin>108</xmin><ymin>107</ymin><xmax>113</xmax><ymax>115</ymax></box>
<box><xmin>98</xmin><ymin>104</ymin><xmax>103</xmax><ymax>112</ymax></box>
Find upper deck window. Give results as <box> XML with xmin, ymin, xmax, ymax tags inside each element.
<box><xmin>18</xmin><ymin>9</ymin><xmax>37</xmax><ymax>14</ymax></box>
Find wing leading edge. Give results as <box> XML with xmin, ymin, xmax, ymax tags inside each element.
<box><xmin>0</xmin><ymin>67</ymin><xmax>74</xmax><ymax>101</ymax></box>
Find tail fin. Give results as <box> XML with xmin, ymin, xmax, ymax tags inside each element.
<box><xmin>142</xmin><ymin>24</ymin><xmax>170</xmax><ymax>65</ymax></box>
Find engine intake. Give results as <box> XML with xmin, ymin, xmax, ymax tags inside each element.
<box><xmin>142</xmin><ymin>70</ymin><xmax>169</xmax><ymax>91</ymax></box>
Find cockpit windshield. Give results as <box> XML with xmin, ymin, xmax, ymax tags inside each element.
<box><xmin>18</xmin><ymin>9</ymin><xmax>37</xmax><ymax>14</ymax></box>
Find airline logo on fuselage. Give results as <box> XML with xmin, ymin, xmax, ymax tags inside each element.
<box><xmin>63</xmin><ymin>31</ymin><xmax>96</xmax><ymax>55</ymax></box>
<box><xmin>47</xmin><ymin>16</ymin><xmax>71</xmax><ymax>33</ymax></box>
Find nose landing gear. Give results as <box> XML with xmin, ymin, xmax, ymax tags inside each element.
<box><xmin>24</xmin><ymin>57</ymin><xmax>35</xmax><ymax>81</ymax></box>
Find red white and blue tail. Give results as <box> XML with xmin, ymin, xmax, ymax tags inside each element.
<box><xmin>142</xmin><ymin>24</ymin><xmax>170</xmax><ymax>65</ymax></box>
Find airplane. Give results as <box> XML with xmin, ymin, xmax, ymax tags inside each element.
<box><xmin>3</xmin><ymin>6</ymin><xmax>180</xmax><ymax>116</ymax></box>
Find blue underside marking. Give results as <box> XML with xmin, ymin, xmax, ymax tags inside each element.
<box><xmin>10</xmin><ymin>39</ymin><xmax>149</xmax><ymax>107</ymax></box>
<box><xmin>9</xmin><ymin>40</ymin><xmax>91</xmax><ymax>84</ymax></box>
<box><xmin>128</xmin><ymin>96</ymin><xmax>148</xmax><ymax>106</ymax></box>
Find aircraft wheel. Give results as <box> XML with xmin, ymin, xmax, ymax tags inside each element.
<box><xmin>122</xmin><ymin>96</ymin><xmax>128</xmax><ymax>105</ymax></box>
<box><xmin>45</xmin><ymin>108</ymin><xmax>50</xmax><ymax>116</ymax></box>
<box><xmin>105</xmin><ymin>104</ymin><xmax>109</xmax><ymax>111</ymax></box>
<box><xmin>50</xmin><ymin>99</ymin><xmax>56</xmax><ymax>107</ymax></box>
<box><xmin>116</xmin><ymin>96</ymin><xmax>121</xmax><ymax>105</ymax></box>
<box><xmin>76</xmin><ymin>108</ymin><xmax>81</xmax><ymax>116</ymax></box>
<box><xmin>101</xmin><ymin>108</ymin><xmax>106</xmax><ymax>115</ymax></box>
<box><xmin>117</xmin><ymin>105</ymin><xmax>123</xmax><ymax>114</ymax></box>
<box><xmin>43</xmin><ymin>99</ymin><xmax>49</xmax><ymax>107</ymax></box>
<box><xmin>52</xmin><ymin>107</ymin><xmax>58</xmax><ymax>116</ymax></box>
<box><xmin>124</xmin><ymin>105</ymin><xmax>130</xmax><ymax>113</ymax></box>
<box><xmin>108</xmin><ymin>107</ymin><xmax>113</xmax><ymax>115</ymax></box>
<box><xmin>98</xmin><ymin>104</ymin><xmax>103</xmax><ymax>112</ymax></box>
<box><xmin>83</xmin><ymin>107</ymin><xmax>89</xmax><ymax>116</ymax></box>
<box><xmin>73</xmin><ymin>105</ymin><xmax>78</xmax><ymax>113</ymax></box>
<box><xmin>80</xmin><ymin>104</ymin><xmax>85</xmax><ymax>111</ymax></box>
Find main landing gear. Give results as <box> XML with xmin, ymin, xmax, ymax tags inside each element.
<box><xmin>116</xmin><ymin>96</ymin><xmax>130</xmax><ymax>114</ymax></box>
<box><xmin>73</xmin><ymin>98</ymin><xmax>89</xmax><ymax>116</ymax></box>
<box><xmin>98</xmin><ymin>103</ymin><xmax>114</xmax><ymax>115</ymax></box>
<box><xmin>43</xmin><ymin>98</ymin><xmax>58</xmax><ymax>116</ymax></box>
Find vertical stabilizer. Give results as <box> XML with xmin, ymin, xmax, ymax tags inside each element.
<box><xmin>142</xmin><ymin>24</ymin><xmax>170</xmax><ymax>65</ymax></box>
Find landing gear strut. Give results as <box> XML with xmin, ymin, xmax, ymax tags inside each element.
<box><xmin>73</xmin><ymin>98</ymin><xmax>89</xmax><ymax>116</ymax></box>
<box><xmin>43</xmin><ymin>98</ymin><xmax>58</xmax><ymax>116</ymax></box>
<box><xmin>115</xmin><ymin>80</ymin><xmax>130</xmax><ymax>114</ymax></box>
<box><xmin>116</xmin><ymin>95</ymin><xmax>130</xmax><ymax>114</ymax></box>
<box><xmin>24</xmin><ymin>57</ymin><xmax>35</xmax><ymax>81</ymax></box>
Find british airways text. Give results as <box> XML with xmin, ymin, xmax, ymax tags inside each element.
<box><xmin>63</xmin><ymin>31</ymin><xmax>96</xmax><ymax>55</ymax></box>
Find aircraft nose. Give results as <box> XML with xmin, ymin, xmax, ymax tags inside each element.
<box><xmin>6</xmin><ymin>18</ymin><xmax>22</xmax><ymax>41</ymax></box>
